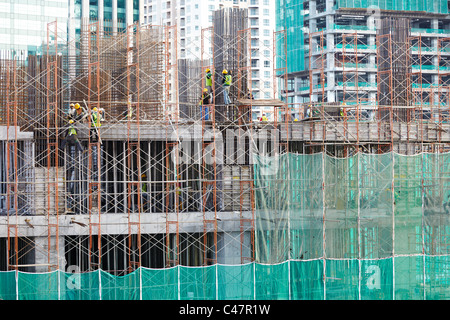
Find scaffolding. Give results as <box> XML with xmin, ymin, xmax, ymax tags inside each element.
<box><xmin>0</xmin><ymin>11</ymin><xmax>450</xmax><ymax>300</ymax></box>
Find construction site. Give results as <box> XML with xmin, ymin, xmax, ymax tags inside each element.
<box><xmin>0</xmin><ymin>6</ymin><xmax>450</xmax><ymax>300</ymax></box>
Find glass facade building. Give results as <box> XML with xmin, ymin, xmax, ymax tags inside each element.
<box><xmin>0</xmin><ymin>0</ymin><xmax>69</xmax><ymax>55</ymax></box>
<box><xmin>0</xmin><ymin>0</ymin><xmax>140</xmax><ymax>56</ymax></box>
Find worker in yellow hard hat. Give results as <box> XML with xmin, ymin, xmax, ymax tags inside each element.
<box><xmin>68</xmin><ymin>102</ymin><xmax>86</xmax><ymax>122</ymax></box>
<box><xmin>90</xmin><ymin>107</ymin><xmax>102</xmax><ymax>143</ymax></box>
<box><xmin>205</xmin><ymin>68</ymin><xmax>213</xmax><ymax>102</ymax></box>
<box><xmin>340</xmin><ymin>101</ymin><xmax>347</xmax><ymax>121</ymax></box>
<box><xmin>222</xmin><ymin>69</ymin><xmax>232</xmax><ymax>105</ymax></box>
<box><xmin>60</xmin><ymin>119</ymin><xmax>83</xmax><ymax>152</ymax></box>
<box><xmin>260</xmin><ymin>113</ymin><xmax>268</xmax><ymax>122</ymax></box>
<box><xmin>199</xmin><ymin>88</ymin><xmax>211</xmax><ymax>120</ymax></box>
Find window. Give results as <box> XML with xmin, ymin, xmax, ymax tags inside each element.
<box><xmin>264</xmin><ymin>60</ymin><xmax>270</xmax><ymax>68</ymax></box>
<box><xmin>250</xmin><ymin>18</ymin><xmax>258</xmax><ymax>26</ymax></box>
<box><xmin>263</xmin><ymin>9</ymin><xmax>269</xmax><ymax>16</ymax></box>
<box><xmin>263</xmin><ymin>19</ymin><xmax>269</xmax><ymax>26</ymax></box>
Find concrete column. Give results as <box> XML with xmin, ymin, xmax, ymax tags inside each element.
<box><xmin>80</xmin><ymin>0</ymin><xmax>90</xmax><ymax>70</ymax></box>
<box><xmin>68</xmin><ymin>0</ymin><xmax>76</xmax><ymax>83</ymax></box>
<box><xmin>98</xmin><ymin>0</ymin><xmax>104</xmax><ymax>35</ymax></box>
<box><xmin>308</xmin><ymin>10</ymin><xmax>318</xmax><ymax>102</ymax></box>
<box><xmin>431</xmin><ymin>19</ymin><xmax>439</xmax><ymax>105</ymax></box>
<box><xmin>81</xmin><ymin>0</ymin><xmax>89</xmax><ymax>19</ymax></box>
<box><xmin>112</xmin><ymin>0</ymin><xmax>118</xmax><ymax>35</ymax></box>
<box><xmin>34</xmin><ymin>236</ymin><xmax>65</xmax><ymax>273</ymax></box>
<box><xmin>326</xmin><ymin>14</ymin><xmax>335</xmax><ymax>102</ymax></box>
<box><xmin>326</xmin><ymin>0</ymin><xmax>334</xmax><ymax>13</ymax></box>
<box><xmin>217</xmin><ymin>232</ymin><xmax>250</xmax><ymax>265</ymax></box>
<box><xmin>139</xmin><ymin>0</ymin><xmax>145</xmax><ymax>25</ymax></box>
<box><xmin>126</xmin><ymin>0</ymin><xmax>133</xmax><ymax>26</ymax></box>
<box><xmin>367</xmin><ymin>16</ymin><xmax>377</xmax><ymax>103</ymax></box>
<box><xmin>309</xmin><ymin>0</ymin><xmax>317</xmax><ymax>16</ymax></box>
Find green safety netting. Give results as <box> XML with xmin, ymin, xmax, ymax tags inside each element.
<box><xmin>0</xmin><ymin>151</ymin><xmax>449</xmax><ymax>300</ymax></box>
<box><xmin>0</xmin><ymin>258</ymin><xmax>448</xmax><ymax>300</ymax></box>
<box><xmin>336</xmin><ymin>0</ymin><xmax>448</xmax><ymax>14</ymax></box>
<box><xmin>276</xmin><ymin>0</ymin><xmax>305</xmax><ymax>74</ymax></box>
<box><xmin>252</xmin><ymin>151</ymin><xmax>450</xmax><ymax>299</ymax></box>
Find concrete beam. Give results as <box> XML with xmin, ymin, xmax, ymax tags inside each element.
<box><xmin>0</xmin><ymin>211</ymin><xmax>254</xmax><ymax>238</ymax></box>
<box><xmin>0</xmin><ymin>126</ymin><xmax>33</xmax><ymax>141</ymax></box>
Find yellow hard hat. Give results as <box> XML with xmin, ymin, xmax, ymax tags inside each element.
<box><xmin>203</xmin><ymin>88</ymin><xmax>208</xmax><ymax>92</ymax></box>
<box><xmin>141</xmin><ymin>173</ymin><xmax>147</xmax><ymax>178</ymax></box>
<box><xmin>93</xmin><ymin>107</ymin><xmax>98</xmax><ymax>112</ymax></box>
<box><xmin>206</xmin><ymin>68</ymin><xmax>210</xmax><ymax>73</ymax></box>
<box><xmin>294</xmin><ymin>118</ymin><xmax>298</xmax><ymax>122</ymax></box>
<box><xmin>69</xmin><ymin>120</ymin><xmax>74</xmax><ymax>124</ymax></box>
<box><xmin>222</xmin><ymin>69</ymin><xmax>227</xmax><ymax>74</ymax></box>
<box><xmin>74</xmin><ymin>103</ymin><xmax>80</xmax><ymax>109</ymax></box>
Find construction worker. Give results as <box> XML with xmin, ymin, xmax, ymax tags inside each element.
<box><xmin>340</xmin><ymin>102</ymin><xmax>347</xmax><ymax>121</ymax></box>
<box><xmin>67</xmin><ymin>103</ymin><xmax>75</xmax><ymax>120</ymax></box>
<box><xmin>60</xmin><ymin>120</ymin><xmax>84</xmax><ymax>152</ymax></box>
<box><xmin>68</xmin><ymin>102</ymin><xmax>87</xmax><ymax>122</ymax></box>
<box><xmin>141</xmin><ymin>173</ymin><xmax>149</xmax><ymax>211</ymax></box>
<box><xmin>199</xmin><ymin>88</ymin><xmax>211</xmax><ymax>120</ymax></box>
<box><xmin>90</xmin><ymin>107</ymin><xmax>102</xmax><ymax>143</ymax></box>
<box><xmin>222</xmin><ymin>69</ymin><xmax>232</xmax><ymax>105</ymax></box>
<box><xmin>260</xmin><ymin>113</ymin><xmax>268</xmax><ymax>122</ymax></box>
<box><xmin>205</xmin><ymin>68</ymin><xmax>213</xmax><ymax>99</ymax></box>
